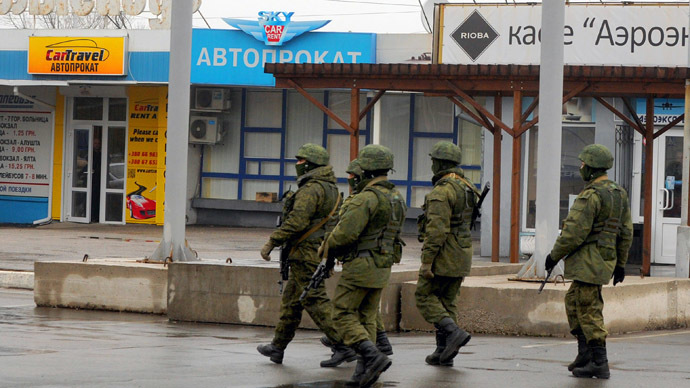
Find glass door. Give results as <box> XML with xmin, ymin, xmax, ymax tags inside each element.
<box><xmin>66</xmin><ymin>127</ymin><xmax>92</xmax><ymax>223</ymax></box>
<box><xmin>654</xmin><ymin>130</ymin><xmax>683</xmax><ymax>264</ymax></box>
<box><xmin>103</xmin><ymin>126</ymin><xmax>127</xmax><ymax>223</ymax></box>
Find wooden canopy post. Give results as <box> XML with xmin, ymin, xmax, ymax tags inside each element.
<box><xmin>492</xmin><ymin>94</ymin><xmax>502</xmax><ymax>262</ymax></box>
<box><xmin>510</xmin><ymin>90</ymin><xmax>523</xmax><ymax>263</ymax></box>
<box><xmin>642</xmin><ymin>96</ymin><xmax>654</xmax><ymax>276</ymax></box>
<box><xmin>350</xmin><ymin>88</ymin><xmax>360</xmax><ymax>160</ymax></box>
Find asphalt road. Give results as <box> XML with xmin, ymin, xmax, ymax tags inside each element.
<box><xmin>2</xmin><ymin>288</ymin><xmax>689</xmax><ymax>388</ymax></box>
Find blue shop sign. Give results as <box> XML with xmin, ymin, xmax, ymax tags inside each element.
<box><xmin>636</xmin><ymin>98</ymin><xmax>685</xmax><ymax>125</ymax></box>
<box><xmin>191</xmin><ymin>29</ymin><xmax>376</xmax><ymax>87</ymax></box>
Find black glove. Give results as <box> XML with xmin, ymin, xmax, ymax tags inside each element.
<box><xmin>544</xmin><ymin>254</ymin><xmax>557</xmax><ymax>272</ymax></box>
<box><xmin>612</xmin><ymin>265</ymin><xmax>625</xmax><ymax>286</ymax></box>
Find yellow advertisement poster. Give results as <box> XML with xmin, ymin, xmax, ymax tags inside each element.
<box><xmin>126</xmin><ymin>87</ymin><xmax>166</xmax><ymax>224</ymax></box>
<box><xmin>28</xmin><ymin>36</ymin><xmax>127</xmax><ymax>76</ymax></box>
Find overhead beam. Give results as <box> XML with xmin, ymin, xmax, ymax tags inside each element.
<box><xmin>594</xmin><ymin>97</ymin><xmax>644</xmax><ymax>136</ymax></box>
<box><xmin>448</xmin><ymin>96</ymin><xmax>494</xmax><ymax>134</ymax></box>
<box><xmin>359</xmin><ymin>90</ymin><xmax>386</xmax><ymax>122</ymax></box>
<box><xmin>653</xmin><ymin>114</ymin><xmax>685</xmax><ymax>139</ymax></box>
<box><xmin>286</xmin><ymin>78</ymin><xmax>355</xmax><ymax>134</ymax></box>
<box><xmin>520</xmin><ymin>96</ymin><xmax>539</xmax><ymax>124</ymax></box>
<box><xmin>517</xmin><ymin>83</ymin><xmax>591</xmax><ymax>137</ymax></box>
<box><xmin>446</xmin><ymin>80</ymin><xmax>515</xmax><ymax>137</ymax></box>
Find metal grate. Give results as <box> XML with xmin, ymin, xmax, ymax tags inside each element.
<box><xmin>614</xmin><ymin>124</ymin><xmax>634</xmax><ymax>193</ymax></box>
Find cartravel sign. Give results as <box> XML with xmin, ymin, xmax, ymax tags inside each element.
<box><xmin>436</xmin><ymin>4</ymin><xmax>690</xmax><ymax>66</ymax></box>
<box><xmin>28</xmin><ymin>36</ymin><xmax>127</xmax><ymax>75</ymax></box>
<box><xmin>191</xmin><ymin>29</ymin><xmax>375</xmax><ymax>87</ymax></box>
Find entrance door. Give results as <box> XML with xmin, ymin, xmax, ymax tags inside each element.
<box><xmin>654</xmin><ymin>129</ymin><xmax>683</xmax><ymax>264</ymax></box>
<box><xmin>65</xmin><ymin>127</ymin><xmax>93</xmax><ymax>222</ymax></box>
<box><xmin>102</xmin><ymin>126</ymin><xmax>127</xmax><ymax>223</ymax></box>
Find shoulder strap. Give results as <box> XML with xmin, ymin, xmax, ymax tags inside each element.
<box><xmin>293</xmin><ymin>190</ymin><xmax>342</xmax><ymax>247</ymax></box>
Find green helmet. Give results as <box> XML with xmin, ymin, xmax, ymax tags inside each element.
<box><xmin>429</xmin><ymin>141</ymin><xmax>462</xmax><ymax>164</ymax></box>
<box><xmin>346</xmin><ymin>158</ymin><xmax>363</xmax><ymax>176</ymax></box>
<box><xmin>358</xmin><ymin>144</ymin><xmax>394</xmax><ymax>171</ymax></box>
<box><xmin>578</xmin><ymin>144</ymin><xmax>613</xmax><ymax>169</ymax></box>
<box><xmin>295</xmin><ymin>143</ymin><xmax>329</xmax><ymax>166</ymax></box>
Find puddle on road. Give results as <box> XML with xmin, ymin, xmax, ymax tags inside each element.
<box><xmin>267</xmin><ymin>381</ymin><xmax>397</xmax><ymax>388</ymax></box>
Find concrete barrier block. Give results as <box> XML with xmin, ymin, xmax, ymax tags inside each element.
<box><xmin>0</xmin><ymin>270</ymin><xmax>34</xmax><ymax>290</ymax></box>
<box><xmin>400</xmin><ymin>275</ymin><xmax>690</xmax><ymax>336</ymax></box>
<box><xmin>34</xmin><ymin>260</ymin><xmax>167</xmax><ymax>314</ymax></box>
<box><xmin>168</xmin><ymin>262</ymin><xmax>418</xmax><ymax>331</ymax></box>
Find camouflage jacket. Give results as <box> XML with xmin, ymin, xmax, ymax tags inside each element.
<box><xmin>326</xmin><ymin>178</ymin><xmax>406</xmax><ymax>288</ymax></box>
<box><xmin>269</xmin><ymin>166</ymin><xmax>339</xmax><ymax>264</ymax></box>
<box><xmin>420</xmin><ymin>167</ymin><xmax>476</xmax><ymax>278</ymax></box>
<box><xmin>550</xmin><ymin>175</ymin><xmax>633</xmax><ymax>285</ymax></box>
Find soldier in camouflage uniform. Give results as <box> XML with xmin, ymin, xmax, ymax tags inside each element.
<box><xmin>324</xmin><ymin>145</ymin><xmax>406</xmax><ymax>387</ymax></box>
<box><xmin>257</xmin><ymin>144</ymin><xmax>356</xmax><ymax>367</ymax></box>
<box><xmin>321</xmin><ymin>158</ymin><xmax>394</xmax><ymax>357</ymax></box>
<box><xmin>415</xmin><ymin>141</ymin><xmax>477</xmax><ymax>367</ymax></box>
<box><xmin>545</xmin><ymin>144</ymin><xmax>633</xmax><ymax>379</ymax></box>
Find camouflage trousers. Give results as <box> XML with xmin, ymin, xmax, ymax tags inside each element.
<box><xmin>273</xmin><ymin>260</ymin><xmax>342</xmax><ymax>349</ymax></box>
<box><xmin>414</xmin><ymin>275</ymin><xmax>463</xmax><ymax>325</ymax></box>
<box><xmin>376</xmin><ymin>309</ymin><xmax>385</xmax><ymax>332</ymax></box>
<box><xmin>332</xmin><ymin>278</ymin><xmax>383</xmax><ymax>347</ymax></box>
<box><xmin>565</xmin><ymin>280</ymin><xmax>607</xmax><ymax>345</ymax></box>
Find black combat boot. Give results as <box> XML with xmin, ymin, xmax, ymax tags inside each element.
<box><xmin>568</xmin><ymin>333</ymin><xmax>592</xmax><ymax>371</ymax></box>
<box><xmin>425</xmin><ymin>329</ymin><xmax>453</xmax><ymax>366</ymax></box>
<box><xmin>376</xmin><ymin>330</ymin><xmax>393</xmax><ymax>355</ymax></box>
<box><xmin>320</xmin><ymin>342</ymin><xmax>358</xmax><ymax>367</ymax></box>
<box><xmin>320</xmin><ymin>335</ymin><xmax>333</xmax><ymax>349</ymax></box>
<box><xmin>345</xmin><ymin>357</ymin><xmax>365</xmax><ymax>386</ymax></box>
<box><xmin>357</xmin><ymin>340</ymin><xmax>392</xmax><ymax>388</ymax></box>
<box><xmin>572</xmin><ymin>343</ymin><xmax>610</xmax><ymax>379</ymax></box>
<box><xmin>438</xmin><ymin>317</ymin><xmax>471</xmax><ymax>364</ymax></box>
<box><xmin>257</xmin><ymin>343</ymin><xmax>284</xmax><ymax>364</ymax></box>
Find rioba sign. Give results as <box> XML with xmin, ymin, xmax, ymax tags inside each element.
<box><xmin>0</xmin><ymin>0</ymin><xmax>201</xmax><ymax>29</ymax></box>
<box><xmin>437</xmin><ymin>4</ymin><xmax>690</xmax><ymax>66</ymax></box>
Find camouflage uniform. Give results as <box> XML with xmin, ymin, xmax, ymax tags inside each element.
<box><xmin>258</xmin><ymin>144</ymin><xmax>351</xmax><ymax>366</ymax></box>
<box><xmin>415</xmin><ymin>141</ymin><xmax>476</xmax><ymax>366</ymax></box>
<box><xmin>325</xmin><ymin>145</ymin><xmax>406</xmax><ymax>387</ymax></box>
<box><xmin>547</xmin><ymin>144</ymin><xmax>633</xmax><ymax>379</ymax></box>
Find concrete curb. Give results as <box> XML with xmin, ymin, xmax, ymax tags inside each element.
<box><xmin>0</xmin><ymin>270</ymin><xmax>34</xmax><ymax>290</ymax></box>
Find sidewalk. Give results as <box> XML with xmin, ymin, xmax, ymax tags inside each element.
<box><xmin>0</xmin><ymin>221</ymin><xmax>489</xmax><ymax>288</ymax></box>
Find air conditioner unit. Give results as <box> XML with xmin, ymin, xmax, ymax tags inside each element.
<box><xmin>189</xmin><ymin>116</ymin><xmax>224</xmax><ymax>144</ymax></box>
<box><xmin>195</xmin><ymin>88</ymin><xmax>231</xmax><ymax>110</ymax></box>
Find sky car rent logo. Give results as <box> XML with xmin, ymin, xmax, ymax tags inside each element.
<box><xmin>223</xmin><ymin>11</ymin><xmax>330</xmax><ymax>46</ymax></box>
<box><xmin>43</xmin><ymin>39</ymin><xmax>110</xmax><ymax>73</ymax></box>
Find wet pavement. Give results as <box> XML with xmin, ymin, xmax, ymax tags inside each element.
<box><xmin>2</xmin><ymin>288</ymin><xmax>690</xmax><ymax>388</ymax></box>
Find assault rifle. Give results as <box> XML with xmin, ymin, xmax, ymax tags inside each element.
<box><xmin>470</xmin><ymin>182</ymin><xmax>491</xmax><ymax>230</ymax></box>
<box><xmin>299</xmin><ymin>259</ymin><xmax>332</xmax><ymax>302</ymax></box>
<box><xmin>538</xmin><ymin>265</ymin><xmax>555</xmax><ymax>294</ymax></box>
<box><xmin>275</xmin><ymin>215</ymin><xmax>291</xmax><ymax>295</ymax></box>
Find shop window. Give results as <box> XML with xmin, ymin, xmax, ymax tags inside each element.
<box><xmin>327</xmin><ymin>91</ymin><xmax>367</xmax><ymax>130</ymax></box>
<box><xmin>411</xmin><ymin>186</ymin><xmax>432</xmax><ymax>208</ymax></box>
<box><xmin>244</xmin><ymin>132</ymin><xmax>280</xmax><ymax>158</ymax></box>
<box><xmin>246</xmin><ymin>90</ymin><xmax>282</xmax><ymax>128</ymax></box>
<box><xmin>286</xmin><ymin>90</ymin><xmax>324</xmax><ymax>157</ymax></box>
<box><xmin>525</xmin><ymin>126</ymin><xmax>595</xmax><ymax>229</ymax></box>
<box><xmin>327</xmin><ymin>134</ymin><xmax>366</xmax><ymax>178</ymax></box>
<box><xmin>73</xmin><ymin>97</ymin><xmax>103</xmax><ymax>120</ymax></box>
<box><xmin>380</xmin><ymin>94</ymin><xmax>410</xmax><ymax>181</ymax></box>
<box><xmin>108</xmin><ymin>98</ymin><xmax>127</xmax><ymax>121</ymax></box>
<box><xmin>202</xmin><ymin>178</ymin><xmax>238</xmax><ymax>200</ymax></box>
<box><xmin>243</xmin><ymin>180</ymin><xmax>279</xmax><ymax>201</ymax></box>
<box><xmin>411</xmin><ymin>137</ymin><xmax>437</xmax><ymax>181</ymax></box>
<box><xmin>414</xmin><ymin>95</ymin><xmax>453</xmax><ymax>133</ymax></box>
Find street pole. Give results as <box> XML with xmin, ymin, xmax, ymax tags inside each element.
<box><xmin>533</xmin><ymin>0</ymin><xmax>565</xmax><ymax>278</ymax></box>
<box><xmin>150</xmin><ymin>0</ymin><xmax>197</xmax><ymax>262</ymax></box>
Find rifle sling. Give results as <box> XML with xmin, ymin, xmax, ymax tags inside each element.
<box><xmin>288</xmin><ymin>192</ymin><xmax>342</xmax><ymax>256</ymax></box>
